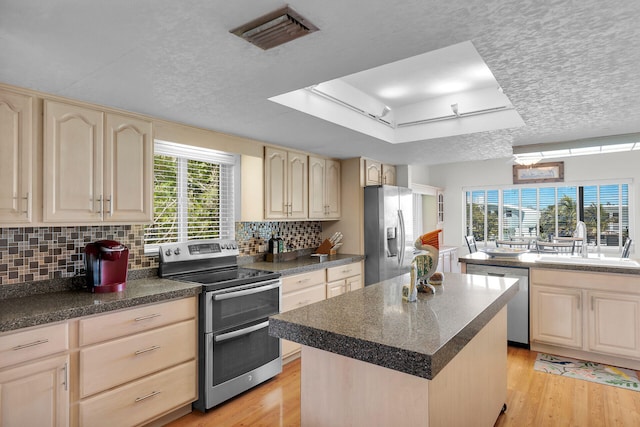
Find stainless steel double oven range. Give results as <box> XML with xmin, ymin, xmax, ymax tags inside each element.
<box><xmin>159</xmin><ymin>239</ymin><xmax>281</xmax><ymax>411</ymax></box>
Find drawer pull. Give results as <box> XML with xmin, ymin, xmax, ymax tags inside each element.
<box><xmin>297</xmin><ymin>278</ymin><xmax>310</xmax><ymax>284</ymax></box>
<box><xmin>342</xmin><ymin>269</ymin><xmax>352</xmax><ymax>273</ymax></box>
<box><xmin>298</xmin><ymin>299</ymin><xmax>311</xmax><ymax>306</ymax></box>
<box><xmin>12</xmin><ymin>339</ymin><xmax>49</xmax><ymax>351</ymax></box>
<box><xmin>135</xmin><ymin>390</ymin><xmax>161</xmax><ymax>403</ymax></box>
<box><xmin>134</xmin><ymin>313</ymin><xmax>161</xmax><ymax>322</ymax></box>
<box><xmin>134</xmin><ymin>345</ymin><xmax>161</xmax><ymax>355</ymax></box>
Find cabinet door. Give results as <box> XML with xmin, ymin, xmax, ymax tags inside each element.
<box><xmin>287</xmin><ymin>150</ymin><xmax>308</xmax><ymax>219</ymax></box>
<box><xmin>364</xmin><ymin>159</ymin><xmax>381</xmax><ymax>186</ymax></box>
<box><xmin>104</xmin><ymin>113</ymin><xmax>153</xmax><ymax>222</ymax></box>
<box><xmin>381</xmin><ymin>164</ymin><xmax>396</xmax><ymax>186</ymax></box>
<box><xmin>44</xmin><ymin>101</ymin><xmax>104</xmax><ymax>222</ymax></box>
<box><xmin>0</xmin><ymin>354</ymin><xmax>69</xmax><ymax>427</ymax></box>
<box><xmin>264</xmin><ymin>147</ymin><xmax>288</xmax><ymax>219</ymax></box>
<box><xmin>0</xmin><ymin>89</ymin><xmax>33</xmax><ymax>224</ymax></box>
<box><xmin>325</xmin><ymin>159</ymin><xmax>341</xmax><ymax>219</ymax></box>
<box><xmin>308</xmin><ymin>156</ymin><xmax>326</xmax><ymax>219</ymax></box>
<box><xmin>588</xmin><ymin>291</ymin><xmax>640</xmax><ymax>358</ymax></box>
<box><xmin>531</xmin><ymin>285</ymin><xmax>582</xmax><ymax>348</ymax></box>
<box><xmin>326</xmin><ymin>280</ymin><xmax>346</xmax><ymax>299</ymax></box>
<box><xmin>346</xmin><ymin>275</ymin><xmax>362</xmax><ymax>292</ymax></box>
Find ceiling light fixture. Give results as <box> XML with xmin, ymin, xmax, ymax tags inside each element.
<box><xmin>396</xmin><ymin>105</ymin><xmax>513</xmax><ymax>128</ymax></box>
<box><xmin>305</xmin><ymin>86</ymin><xmax>395</xmax><ymax>127</ymax></box>
<box><xmin>230</xmin><ymin>6</ymin><xmax>319</xmax><ymax>50</ymax></box>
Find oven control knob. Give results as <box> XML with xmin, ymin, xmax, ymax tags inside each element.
<box><xmin>174</xmin><ymin>248</ymin><xmax>181</xmax><ymax>255</ymax></box>
<box><xmin>232</xmin><ymin>243</ymin><xmax>237</xmax><ymax>249</ymax></box>
<box><xmin>165</xmin><ymin>249</ymin><xmax>172</xmax><ymax>256</ymax></box>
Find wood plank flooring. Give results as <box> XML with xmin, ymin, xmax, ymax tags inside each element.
<box><xmin>167</xmin><ymin>347</ymin><xmax>640</xmax><ymax>427</ymax></box>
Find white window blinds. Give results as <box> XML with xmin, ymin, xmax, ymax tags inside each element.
<box><xmin>145</xmin><ymin>140</ymin><xmax>237</xmax><ymax>249</ymax></box>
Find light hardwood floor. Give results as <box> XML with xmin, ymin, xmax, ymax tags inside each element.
<box><xmin>167</xmin><ymin>347</ymin><xmax>640</xmax><ymax>427</ymax></box>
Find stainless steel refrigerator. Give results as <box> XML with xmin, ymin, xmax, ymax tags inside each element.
<box><xmin>364</xmin><ymin>185</ymin><xmax>413</xmax><ymax>286</ymax></box>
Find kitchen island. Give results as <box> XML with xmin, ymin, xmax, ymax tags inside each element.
<box><xmin>269</xmin><ymin>272</ymin><xmax>518</xmax><ymax>426</ymax></box>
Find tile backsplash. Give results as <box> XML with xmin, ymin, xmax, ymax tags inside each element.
<box><xmin>0</xmin><ymin>221</ymin><xmax>324</xmax><ymax>286</ymax></box>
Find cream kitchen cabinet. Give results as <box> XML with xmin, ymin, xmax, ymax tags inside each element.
<box><xmin>530</xmin><ymin>268</ymin><xmax>640</xmax><ymax>369</ymax></box>
<box><xmin>77</xmin><ymin>297</ymin><xmax>197</xmax><ymax>427</ymax></box>
<box><xmin>0</xmin><ymin>89</ymin><xmax>34</xmax><ymax>225</ymax></box>
<box><xmin>326</xmin><ymin>262</ymin><xmax>363</xmax><ymax>299</ymax></box>
<box><xmin>43</xmin><ymin>100</ymin><xmax>153</xmax><ymax>224</ymax></box>
<box><xmin>0</xmin><ymin>322</ymin><xmax>70</xmax><ymax>427</ymax></box>
<box><xmin>281</xmin><ymin>270</ymin><xmax>326</xmax><ymax>359</ymax></box>
<box><xmin>364</xmin><ymin>159</ymin><xmax>382</xmax><ymax>186</ymax></box>
<box><xmin>264</xmin><ymin>147</ymin><xmax>308</xmax><ymax>219</ymax></box>
<box><xmin>363</xmin><ymin>159</ymin><xmax>396</xmax><ymax>186</ymax></box>
<box><xmin>436</xmin><ymin>247</ymin><xmax>459</xmax><ymax>273</ymax></box>
<box><xmin>309</xmin><ymin>156</ymin><xmax>340</xmax><ymax>219</ymax></box>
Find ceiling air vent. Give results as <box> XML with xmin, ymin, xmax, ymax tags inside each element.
<box><xmin>230</xmin><ymin>6</ymin><xmax>319</xmax><ymax>50</ymax></box>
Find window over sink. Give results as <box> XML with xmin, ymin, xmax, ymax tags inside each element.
<box><xmin>144</xmin><ymin>140</ymin><xmax>238</xmax><ymax>254</ymax></box>
<box><xmin>464</xmin><ymin>180</ymin><xmax>630</xmax><ymax>253</ymax></box>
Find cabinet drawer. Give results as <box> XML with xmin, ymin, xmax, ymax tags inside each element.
<box><xmin>326</xmin><ymin>262</ymin><xmax>361</xmax><ymax>282</ymax></box>
<box><xmin>282</xmin><ymin>284</ymin><xmax>325</xmax><ymax>312</ymax></box>
<box><xmin>80</xmin><ymin>319</ymin><xmax>196</xmax><ymax>397</ymax></box>
<box><xmin>79</xmin><ymin>297</ymin><xmax>196</xmax><ymax>346</ymax></box>
<box><xmin>0</xmin><ymin>322</ymin><xmax>68</xmax><ymax>369</ymax></box>
<box><xmin>79</xmin><ymin>360</ymin><xmax>196</xmax><ymax>427</ymax></box>
<box><xmin>282</xmin><ymin>269</ymin><xmax>325</xmax><ymax>293</ymax></box>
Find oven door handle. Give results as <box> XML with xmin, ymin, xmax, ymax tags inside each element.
<box><xmin>214</xmin><ymin>320</ymin><xmax>270</xmax><ymax>343</ymax></box>
<box><xmin>213</xmin><ymin>282</ymin><xmax>280</xmax><ymax>300</ymax></box>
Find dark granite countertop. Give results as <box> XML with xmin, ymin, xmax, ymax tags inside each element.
<box><xmin>269</xmin><ymin>272</ymin><xmax>518</xmax><ymax>380</ymax></box>
<box><xmin>245</xmin><ymin>253</ymin><xmax>365</xmax><ymax>276</ymax></box>
<box><xmin>460</xmin><ymin>252</ymin><xmax>640</xmax><ymax>275</ymax></box>
<box><xmin>0</xmin><ymin>278</ymin><xmax>201</xmax><ymax>333</ymax></box>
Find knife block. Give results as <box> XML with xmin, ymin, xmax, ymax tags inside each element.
<box><xmin>315</xmin><ymin>239</ymin><xmax>333</xmax><ymax>255</ymax></box>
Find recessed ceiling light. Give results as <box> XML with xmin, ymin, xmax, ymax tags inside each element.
<box><xmin>427</xmin><ymin>80</ymin><xmax>471</xmax><ymax>96</ymax></box>
<box><xmin>377</xmin><ymin>85</ymin><xmax>410</xmax><ymax>100</ymax></box>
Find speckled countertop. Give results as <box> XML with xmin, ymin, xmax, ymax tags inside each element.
<box><xmin>269</xmin><ymin>272</ymin><xmax>518</xmax><ymax>380</ymax></box>
<box><xmin>244</xmin><ymin>253</ymin><xmax>364</xmax><ymax>276</ymax></box>
<box><xmin>0</xmin><ymin>278</ymin><xmax>201</xmax><ymax>333</ymax></box>
<box><xmin>460</xmin><ymin>252</ymin><xmax>640</xmax><ymax>275</ymax></box>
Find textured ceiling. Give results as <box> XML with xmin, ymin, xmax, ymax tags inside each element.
<box><xmin>1</xmin><ymin>0</ymin><xmax>639</xmax><ymax>165</ymax></box>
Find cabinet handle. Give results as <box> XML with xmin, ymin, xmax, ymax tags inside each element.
<box><xmin>106</xmin><ymin>195</ymin><xmax>113</xmax><ymax>217</ymax></box>
<box><xmin>577</xmin><ymin>295</ymin><xmax>581</xmax><ymax>310</ymax></box>
<box><xmin>135</xmin><ymin>390</ymin><xmax>161</xmax><ymax>403</ymax></box>
<box><xmin>297</xmin><ymin>278</ymin><xmax>310</xmax><ymax>284</ymax></box>
<box><xmin>12</xmin><ymin>339</ymin><xmax>49</xmax><ymax>351</ymax></box>
<box><xmin>134</xmin><ymin>313</ymin><xmax>161</xmax><ymax>322</ymax></box>
<box><xmin>135</xmin><ymin>345</ymin><xmax>161</xmax><ymax>355</ymax></box>
<box><xmin>298</xmin><ymin>299</ymin><xmax>310</xmax><ymax>306</ymax></box>
<box><xmin>487</xmin><ymin>272</ymin><xmax>506</xmax><ymax>277</ymax></box>
<box><xmin>22</xmin><ymin>192</ymin><xmax>31</xmax><ymax>218</ymax></box>
<box><xmin>96</xmin><ymin>194</ymin><xmax>104</xmax><ymax>219</ymax></box>
<box><xmin>62</xmin><ymin>362</ymin><xmax>68</xmax><ymax>391</ymax></box>
<box><xmin>591</xmin><ymin>295</ymin><xmax>594</xmax><ymax>311</ymax></box>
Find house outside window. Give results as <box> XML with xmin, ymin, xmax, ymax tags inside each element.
<box><xmin>464</xmin><ymin>181</ymin><xmax>630</xmax><ymax>252</ymax></box>
<box><xmin>144</xmin><ymin>140</ymin><xmax>238</xmax><ymax>254</ymax></box>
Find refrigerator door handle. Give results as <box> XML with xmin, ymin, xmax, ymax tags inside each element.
<box><xmin>398</xmin><ymin>209</ymin><xmax>406</xmax><ymax>266</ymax></box>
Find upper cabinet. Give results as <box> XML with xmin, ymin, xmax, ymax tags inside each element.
<box><xmin>264</xmin><ymin>147</ymin><xmax>308</xmax><ymax>219</ymax></box>
<box><xmin>363</xmin><ymin>158</ymin><xmax>396</xmax><ymax>186</ymax></box>
<box><xmin>364</xmin><ymin>159</ymin><xmax>382</xmax><ymax>186</ymax></box>
<box><xmin>0</xmin><ymin>89</ymin><xmax>33</xmax><ymax>224</ymax></box>
<box><xmin>44</xmin><ymin>101</ymin><xmax>153</xmax><ymax>223</ymax></box>
<box><xmin>309</xmin><ymin>156</ymin><xmax>341</xmax><ymax>220</ymax></box>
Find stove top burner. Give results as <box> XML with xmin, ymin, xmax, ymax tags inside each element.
<box><xmin>174</xmin><ymin>267</ymin><xmax>280</xmax><ymax>291</ymax></box>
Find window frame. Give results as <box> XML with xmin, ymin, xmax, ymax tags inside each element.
<box><xmin>462</xmin><ymin>178</ymin><xmax>633</xmax><ymax>254</ymax></box>
<box><xmin>144</xmin><ymin>140</ymin><xmax>239</xmax><ymax>256</ymax></box>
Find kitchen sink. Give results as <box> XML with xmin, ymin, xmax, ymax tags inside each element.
<box><xmin>536</xmin><ymin>255</ymin><xmax>640</xmax><ymax>268</ymax></box>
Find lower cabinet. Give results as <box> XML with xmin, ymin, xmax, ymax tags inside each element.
<box><xmin>281</xmin><ymin>270</ymin><xmax>326</xmax><ymax>359</ymax></box>
<box><xmin>530</xmin><ymin>268</ymin><xmax>640</xmax><ymax>368</ymax></box>
<box><xmin>0</xmin><ymin>354</ymin><xmax>69</xmax><ymax>427</ymax></box>
<box><xmin>280</xmin><ymin>261</ymin><xmax>364</xmax><ymax>360</ymax></box>
<box><xmin>326</xmin><ymin>262</ymin><xmax>363</xmax><ymax>299</ymax></box>
<box><xmin>0</xmin><ymin>321</ymin><xmax>70</xmax><ymax>427</ymax></box>
<box><xmin>76</xmin><ymin>297</ymin><xmax>198</xmax><ymax>427</ymax></box>
<box><xmin>436</xmin><ymin>247</ymin><xmax>459</xmax><ymax>273</ymax></box>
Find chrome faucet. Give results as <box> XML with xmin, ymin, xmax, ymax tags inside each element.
<box><xmin>575</xmin><ymin>221</ymin><xmax>588</xmax><ymax>257</ymax></box>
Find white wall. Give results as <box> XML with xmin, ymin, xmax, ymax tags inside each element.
<box><xmin>413</xmin><ymin>150</ymin><xmax>640</xmax><ymax>251</ymax></box>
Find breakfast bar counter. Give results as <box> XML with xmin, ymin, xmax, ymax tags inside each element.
<box><xmin>269</xmin><ymin>272</ymin><xmax>518</xmax><ymax>426</ymax></box>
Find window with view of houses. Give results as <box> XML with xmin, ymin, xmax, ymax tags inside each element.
<box><xmin>464</xmin><ymin>182</ymin><xmax>629</xmax><ymax>251</ymax></box>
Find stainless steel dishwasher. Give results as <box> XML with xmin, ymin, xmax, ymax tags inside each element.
<box><xmin>465</xmin><ymin>264</ymin><xmax>529</xmax><ymax>347</ymax></box>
